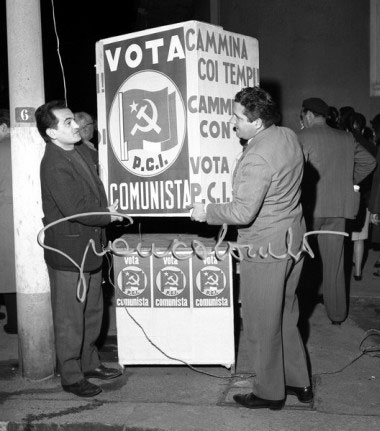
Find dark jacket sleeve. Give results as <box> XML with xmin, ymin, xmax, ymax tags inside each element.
<box><xmin>353</xmin><ymin>142</ymin><xmax>377</xmax><ymax>185</ymax></box>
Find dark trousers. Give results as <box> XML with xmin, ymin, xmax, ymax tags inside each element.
<box><xmin>3</xmin><ymin>293</ymin><xmax>17</xmax><ymax>330</ymax></box>
<box><xmin>240</xmin><ymin>257</ymin><xmax>310</xmax><ymax>400</ymax></box>
<box><xmin>311</xmin><ymin>217</ymin><xmax>347</xmax><ymax>323</ymax></box>
<box><xmin>48</xmin><ymin>266</ymin><xmax>103</xmax><ymax>386</ymax></box>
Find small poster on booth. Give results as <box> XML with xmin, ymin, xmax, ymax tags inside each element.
<box><xmin>113</xmin><ymin>255</ymin><xmax>152</xmax><ymax>308</ymax></box>
<box><xmin>96</xmin><ymin>21</ymin><xmax>259</xmax><ymax>216</ymax></box>
<box><xmin>152</xmin><ymin>255</ymin><xmax>191</xmax><ymax>308</ymax></box>
<box><xmin>192</xmin><ymin>253</ymin><xmax>231</xmax><ymax>308</ymax></box>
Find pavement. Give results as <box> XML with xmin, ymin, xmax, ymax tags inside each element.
<box><xmin>0</xmin><ymin>247</ymin><xmax>380</xmax><ymax>430</ymax></box>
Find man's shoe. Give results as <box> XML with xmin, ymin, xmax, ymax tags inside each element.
<box><xmin>62</xmin><ymin>378</ymin><xmax>102</xmax><ymax>397</ymax></box>
<box><xmin>84</xmin><ymin>364</ymin><xmax>122</xmax><ymax>380</ymax></box>
<box><xmin>285</xmin><ymin>385</ymin><xmax>313</xmax><ymax>403</ymax></box>
<box><xmin>3</xmin><ymin>324</ymin><xmax>17</xmax><ymax>334</ymax></box>
<box><xmin>233</xmin><ymin>392</ymin><xmax>284</xmax><ymax>410</ymax></box>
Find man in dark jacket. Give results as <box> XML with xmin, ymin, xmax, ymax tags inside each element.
<box><xmin>36</xmin><ymin>100</ymin><xmax>123</xmax><ymax>397</ymax></box>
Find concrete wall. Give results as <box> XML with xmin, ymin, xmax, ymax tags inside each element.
<box><xmin>220</xmin><ymin>0</ymin><xmax>380</xmax><ymax>131</ymax></box>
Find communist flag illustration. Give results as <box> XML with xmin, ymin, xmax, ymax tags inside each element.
<box><xmin>201</xmin><ymin>270</ymin><xmax>220</xmax><ymax>290</ymax></box>
<box><xmin>119</xmin><ymin>88</ymin><xmax>178</xmax><ymax>158</ymax></box>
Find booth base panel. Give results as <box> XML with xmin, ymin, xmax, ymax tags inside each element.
<box><xmin>116</xmin><ymin>307</ymin><xmax>235</xmax><ymax>368</ymax></box>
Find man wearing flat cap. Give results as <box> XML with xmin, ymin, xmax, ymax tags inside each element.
<box><xmin>298</xmin><ymin>97</ymin><xmax>376</xmax><ymax>324</ymax></box>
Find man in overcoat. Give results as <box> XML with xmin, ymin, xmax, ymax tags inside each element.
<box><xmin>298</xmin><ymin>98</ymin><xmax>376</xmax><ymax>324</ymax></box>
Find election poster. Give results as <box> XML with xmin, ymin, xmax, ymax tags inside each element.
<box><xmin>96</xmin><ymin>21</ymin><xmax>259</xmax><ymax>216</ymax></box>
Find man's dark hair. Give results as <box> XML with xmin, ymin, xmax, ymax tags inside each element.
<box><xmin>349</xmin><ymin>112</ymin><xmax>366</xmax><ymax>133</ymax></box>
<box><xmin>35</xmin><ymin>100</ymin><xmax>67</xmax><ymax>143</ymax></box>
<box><xmin>0</xmin><ymin>108</ymin><xmax>10</xmax><ymax>127</ymax></box>
<box><xmin>338</xmin><ymin>106</ymin><xmax>355</xmax><ymax>130</ymax></box>
<box><xmin>234</xmin><ymin>87</ymin><xmax>280</xmax><ymax>128</ymax></box>
<box><xmin>326</xmin><ymin>106</ymin><xmax>339</xmax><ymax>128</ymax></box>
<box><xmin>371</xmin><ymin>114</ymin><xmax>380</xmax><ymax>134</ymax></box>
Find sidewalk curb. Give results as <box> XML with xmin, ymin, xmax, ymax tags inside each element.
<box><xmin>2</xmin><ymin>423</ymin><xmax>155</xmax><ymax>431</ymax></box>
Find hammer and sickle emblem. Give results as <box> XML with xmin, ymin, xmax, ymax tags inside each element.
<box><xmin>205</xmin><ymin>273</ymin><xmax>219</xmax><ymax>286</ymax></box>
<box><xmin>131</xmin><ymin>99</ymin><xmax>161</xmax><ymax>136</ymax></box>
<box><xmin>165</xmin><ymin>273</ymin><xmax>179</xmax><ymax>287</ymax></box>
<box><xmin>126</xmin><ymin>273</ymin><xmax>140</xmax><ymax>286</ymax></box>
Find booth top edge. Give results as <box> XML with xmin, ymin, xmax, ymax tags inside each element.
<box><xmin>112</xmin><ymin>233</ymin><xmax>228</xmax><ymax>250</ymax></box>
<box><xmin>95</xmin><ymin>20</ymin><xmax>258</xmax><ymax>46</ymax></box>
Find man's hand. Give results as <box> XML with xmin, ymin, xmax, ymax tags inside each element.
<box><xmin>188</xmin><ymin>202</ymin><xmax>207</xmax><ymax>222</ymax></box>
<box><xmin>108</xmin><ymin>199</ymin><xmax>123</xmax><ymax>222</ymax></box>
<box><xmin>370</xmin><ymin>212</ymin><xmax>379</xmax><ymax>225</ymax></box>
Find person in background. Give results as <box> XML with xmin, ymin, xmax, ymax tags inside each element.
<box><xmin>0</xmin><ymin>109</ymin><xmax>17</xmax><ymax>335</ymax></box>
<box><xmin>35</xmin><ymin>100</ymin><xmax>123</xmax><ymax>398</ymax></box>
<box><xmin>347</xmin><ymin>112</ymin><xmax>377</xmax><ymax>281</ymax></box>
<box><xmin>338</xmin><ymin>106</ymin><xmax>355</xmax><ymax>131</ymax></box>
<box><xmin>190</xmin><ymin>87</ymin><xmax>312</xmax><ymax>410</ymax></box>
<box><xmin>326</xmin><ymin>106</ymin><xmax>339</xmax><ymax>129</ymax></box>
<box><xmin>298</xmin><ymin>98</ymin><xmax>376</xmax><ymax>324</ymax></box>
<box><xmin>74</xmin><ymin>111</ymin><xmax>98</xmax><ymax>168</ymax></box>
<box><xmin>363</xmin><ymin>125</ymin><xmax>377</xmax><ymax>150</ymax></box>
<box><xmin>368</xmin><ymin>114</ymin><xmax>380</xmax><ymax>275</ymax></box>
